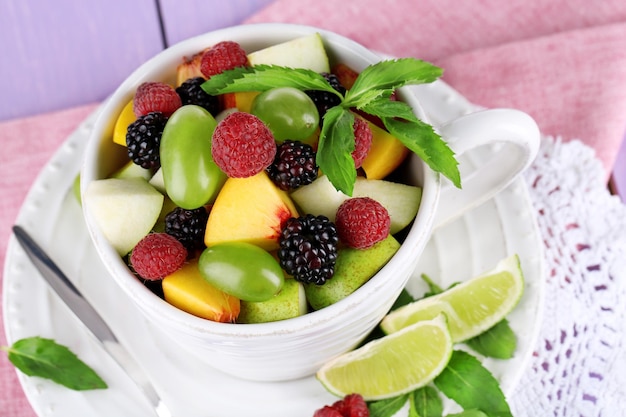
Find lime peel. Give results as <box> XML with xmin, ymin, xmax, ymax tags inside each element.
<box><xmin>316</xmin><ymin>314</ymin><xmax>453</xmax><ymax>401</ymax></box>
<box><xmin>380</xmin><ymin>254</ymin><xmax>524</xmax><ymax>342</ymax></box>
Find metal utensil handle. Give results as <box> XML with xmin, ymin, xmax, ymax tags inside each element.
<box><xmin>12</xmin><ymin>225</ymin><xmax>172</xmax><ymax>417</ymax></box>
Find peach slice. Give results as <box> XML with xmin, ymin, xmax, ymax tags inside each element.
<box><xmin>204</xmin><ymin>171</ymin><xmax>299</xmax><ymax>251</ymax></box>
<box><xmin>162</xmin><ymin>260</ymin><xmax>240</xmax><ymax>322</ymax></box>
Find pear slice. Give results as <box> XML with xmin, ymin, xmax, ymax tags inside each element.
<box><xmin>84</xmin><ymin>178</ymin><xmax>164</xmax><ymax>255</ymax></box>
<box><xmin>204</xmin><ymin>171</ymin><xmax>299</xmax><ymax>251</ymax></box>
<box><xmin>238</xmin><ymin>279</ymin><xmax>307</xmax><ymax>323</ymax></box>
<box><xmin>305</xmin><ymin>235</ymin><xmax>401</xmax><ymax>310</ymax></box>
<box><xmin>112</xmin><ymin>160</ymin><xmax>152</xmax><ymax>181</ymax></box>
<box><xmin>247</xmin><ymin>33</ymin><xmax>330</xmax><ymax>72</ymax></box>
<box><xmin>291</xmin><ymin>176</ymin><xmax>422</xmax><ymax>234</ymax></box>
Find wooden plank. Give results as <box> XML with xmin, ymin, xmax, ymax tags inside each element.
<box><xmin>0</xmin><ymin>0</ymin><xmax>163</xmax><ymax>121</ymax></box>
<box><xmin>159</xmin><ymin>0</ymin><xmax>275</xmax><ymax>46</ymax></box>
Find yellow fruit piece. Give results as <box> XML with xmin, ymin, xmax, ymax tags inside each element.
<box><xmin>220</xmin><ymin>91</ymin><xmax>260</xmax><ymax>113</ymax></box>
<box><xmin>163</xmin><ymin>261</ymin><xmax>240</xmax><ymax>322</ymax></box>
<box><xmin>204</xmin><ymin>171</ymin><xmax>299</xmax><ymax>251</ymax></box>
<box><xmin>360</xmin><ymin>118</ymin><xmax>409</xmax><ymax>180</ymax></box>
<box><xmin>317</xmin><ymin>315</ymin><xmax>452</xmax><ymax>401</ymax></box>
<box><xmin>380</xmin><ymin>254</ymin><xmax>524</xmax><ymax>342</ymax></box>
<box><xmin>113</xmin><ymin>100</ymin><xmax>136</xmax><ymax>146</ymax></box>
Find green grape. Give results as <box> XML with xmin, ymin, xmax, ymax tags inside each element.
<box><xmin>251</xmin><ymin>86</ymin><xmax>319</xmax><ymax>142</ymax></box>
<box><xmin>160</xmin><ymin>105</ymin><xmax>227</xmax><ymax>209</ymax></box>
<box><xmin>198</xmin><ymin>242</ymin><xmax>284</xmax><ymax>302</ymax></box>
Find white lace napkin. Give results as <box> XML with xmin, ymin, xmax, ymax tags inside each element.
<box><xmin>511</xmin><ymin>137</ymin><xmax>626</xmax><ymax>416</ymax></box>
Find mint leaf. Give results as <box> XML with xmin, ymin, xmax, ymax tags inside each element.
<box><xmin>360</xmin><ymin>97</ymin><xmax>421</xmax><ymax>121</ymax></box>
<box><xmin>447</xmin><ymin>411</ymin><xmax>489</xmax><ymax>417</ymax></box>
<box><xmin>410</xmin><ymin>386</ymin><xmax>443</xmax><ymax>417</ymax></box>
<box><xmin>465</xmin><ymin>320</ymin><xmax>517</xmax><ymax>359</ymax></box>
<box><xmin>434</xmin><ymin>350</ymin><xmax>512</xmax><ymax>417</ymax></box>
<box><xmin>369</xmin><ymin>394</ymin><xmax>409</xmax><ymax>417</ymax></box>
<box><xmin>391</xmin><ymin>288</ymin><xmax>416</xmax><ymax>310</ymax></box>
<box><xmin>2</xmin><ymin>337</ymin><xmax>107</xmax><ymax>391</ymax></box>
<box><xmin>383</xmin><ymin>117</ymin><xmax>461</xmax><ymax>188</ymax></box>
<box><xmin>201</xmin><ymin>65</ymin><xmax>339</xmax><ymax>96</ymax></box>
<box><xmin>420</xmin><ymin>273</ymin><xmax>445</xmax><ymax>298</ymax></box>
<box><xmin>317</xmin><ymin>106</ymin><xmax>357</xmax><ymax>195</ymax></box>
<box><xmin>344</xmin><ymin>58</ymin><xmax>443</xmax><ymax>108</ymax></box>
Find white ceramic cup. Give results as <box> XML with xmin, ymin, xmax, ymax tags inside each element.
<box><xmin>81</xmin><ymin>23</ymin><xmax>540</xmax><ymax>381</ymax></box>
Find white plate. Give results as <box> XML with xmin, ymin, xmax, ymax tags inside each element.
<box><xmin>2</xmin><ymin>80</ymin><xmax>544</xmax><ymax>417</ymax></box>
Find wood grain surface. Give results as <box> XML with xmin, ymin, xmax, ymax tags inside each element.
<box><xmin>0</xmin><ymin>0</ymin><xmax>273</xmax><ymax>121</ymax></box>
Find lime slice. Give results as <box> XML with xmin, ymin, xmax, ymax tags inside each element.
<box><xmin>317</xmin><ymin>315</ymin><xmax>452</xmax><ymax>400</ymax></box>
<box><xmin>380</xmin><ymin>254</ymin><xmax>524</xmax><ymax>342</ymax></box>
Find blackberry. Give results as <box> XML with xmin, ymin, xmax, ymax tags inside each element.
<box><xmin>278</xmin><ymin>214</ymin><xmax>339</xmax><ymax>285</ymax></box>
<box><xmin>266</xmin><ymin>140</ymin><xmax>318</xmax><ymax>191</ymax></box>
<box><xmin>164</xmin><ymin>206</ymin><xmax>209</xmax><ymax>252</ymax></box>
<box><xmin>126</xmin><ymin>111</ymin><xmax>167</xmax><ymax>170</ymax></box>
<box><xmin>175</xmin><ymin>77</ymin><xmax>220</xmax><ymax>116</ymax></box>
<box><xmin>305</xmin><ymin>73</ymin><xmax>346</xmax><ymax>120</ymax></box>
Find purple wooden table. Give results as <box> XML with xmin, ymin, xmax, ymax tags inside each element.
<box><xmin>0</xmin><ymin>0</ymin><xmax>274</xmax><ymax>122</ymax></box>
<box><xmin>2</xmin><ymin>0</ymin><xmax>624</xmax><ymax>203</ymax></box>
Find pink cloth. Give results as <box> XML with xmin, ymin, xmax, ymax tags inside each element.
<box><xmin>246</xmin><ymin>0</ymin><xmax>626</xmax><ymax>181</ymax></box>
<box><xmin>2</xmin><ymin>1</ymin><xmax>626</xmax><ymax>415</ymax></box>
<box><xmin>0</xmin><ymin>103</ymin><xmax>99</xmax><ymax>417</ymax></box>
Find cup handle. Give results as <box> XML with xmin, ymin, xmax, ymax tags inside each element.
<box><xmin>433</xmin><ymin>108</ymin><xmax>541</xmax><ymax>229</ymax></box>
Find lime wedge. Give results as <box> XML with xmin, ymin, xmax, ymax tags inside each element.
<box><xmin>380</xmin><ymin>254</ymin><xmax>524</xmax><ymax>342</ymax></box>
<box><xmin>317</xmin><ymin>315</ymin><xmax>452</xmax><ymax>400</ymax></box>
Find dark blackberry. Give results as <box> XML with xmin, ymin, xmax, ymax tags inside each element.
<box><xmin>278</xmin><ymin>214</ymin><xmax>339</xmax><ymax>285</ymax></box>
<box><xmin>164</xmin><ymin>206</ymin><xmax>209</xmax><ymax>252</ymax></box>
<box><xmin>126</xmin><ymin>111</ymin><xmax>167</xmax><ymax>170</ymax></box>
<box><xmin>305</xmin><ymin>73</ymin><xmax>346</xmax><ymax>120</ymax></box>
<box><xmin>266</xmin><ymin>140</ymin><xmax>318</xmax><ymax>191</ymax></box>
<box><xmin>175</xmin><ymin>77</ymin><xmax>220</xmax><ymax>116</ymax></box>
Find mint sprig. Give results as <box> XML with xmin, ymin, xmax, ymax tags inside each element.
<box><xmin>2</xmin><ymin>336</ymin><xmax>107</xmax><ymax>391</ymax></box>
<box><xmin>202</xmin><ymin>65</ymin><xmax>339</xmax><ymax>96</ymax></box>
<box><xmin>202</xmin><ymin>57</ymin><xmax>460</xmax><ymax>195</ymax></box>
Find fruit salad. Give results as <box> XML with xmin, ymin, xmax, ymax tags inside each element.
<box><xmin>84</xmin><ymin>33</ymin><xmax>442</xmax><ymax>325</ymax></box>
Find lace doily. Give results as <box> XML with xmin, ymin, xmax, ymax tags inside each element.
<box><xmin>511</xmin><ymin>137</ymin><xmax>626</xmax><ymax>416</ymax></box>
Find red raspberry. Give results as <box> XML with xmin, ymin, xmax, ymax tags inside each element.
<box><xmin>352</xmin><ymin>118</ymin><xmax>373</xmax><ymax>169</ymax></box>
<box><xmin>313</xmin><ymin>405</ymin><xmax>343</xmax><ymax>417</ymax></box>
<box><xmin>200</xmin><ymin>41</ymin><xmax>248</xmax><ymax>79</ymax></box>
<box><xmin>332</xmin><ymin>394</ymin><xmax>369</xmax><ymax>417</ymax></box>
<box><xmin>211</xmin><ymin>112</ymin><xmax>276</xmax><ymax>178</ymax></box>
<box><xmin>129</xmin><ymin>233</ymin><xmax>187</xmax><ymax>280</ymax></box>
<box><xmin>133</xmin><ymin>81</ymin><xmax>182</xmax><ymax>117</ymax></box>
<box><xmin>335</xmin><ymin>197</ymin><xmax>390</xmax><ymax>249</ymax></box>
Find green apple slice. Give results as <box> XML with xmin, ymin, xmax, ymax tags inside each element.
<box><xmin>247</xmin><ymin>33</ymin><xmax>330</xmax><ymax>72</ymax></box>
<box><xmin>84</xmin><ymin>177</ymin><xmax>164</xmax><ymax>255</ymax></box>
<box><xmin>291</xmin><ymin>175</ymin><xmax>422</xmax><ymax>234</ymax></box>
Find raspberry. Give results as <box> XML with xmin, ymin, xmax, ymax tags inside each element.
<box><xmin>266</xmin><ymin>140</ymin><xmax>318</xmax><ymax>191</ymax></box>
<box><xmin>211</xmin><ymin>112</ymin><xmax>276</xmax><ymax>178</ymax></box>
<box><xmin>129</xmin><ymin>233</ymin><xmax>187</xmax><ymax>280</ymax></box>
<box><xmin>200</xmin><ymin>41</ymin><xmax>248</xmax><ymax>79</ymax></box>
<box><xmin>312</xmin><ymin>394</ymin><xmax>369</xmax><ymax>417</ymax></box>
<box><xmin>164</xmin><ymin>206</ymin><xmax>209</xmax><ymax>252</ymax></box>
<box><xmin>306</xmin><ymin>73</ymin><xmax>346</xmax><ymax>120</ymax></box>
<box><xmin>313</xmin><ymin>406</ymin><xmax>343</xmax><ymax>417</ymax></box>
<box><xmin>352</xmin><ymin>118</ymin><xmax>373</xmax><ymax>169</ymax></box>
<box><xmin>278</xmin><ymin>214</ymin><xmax>339</xmax><ymax>285</ymax></box>
<box><xmin>335</xmin><ymin>197</ymin><xmax>390</xmax><ymax>249</ymax></box>
<box><xmin>332</xmin><ymin>394</ymin><xmax>369</xmax><ymax>417</ymax></box>
<box><xmin>133</xmin><ymin>81</ymin><xmax>182</xmax><ymax>117</ymax></box>
<box><xmin>126</xmin><ymin>112</ymin><xmax>167</xmax><ymax>170</ymax></box>
<box><xmin>175</xmin><ymin>77</ymin><xmax>220</xmax><ymax>116</ymax></box>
